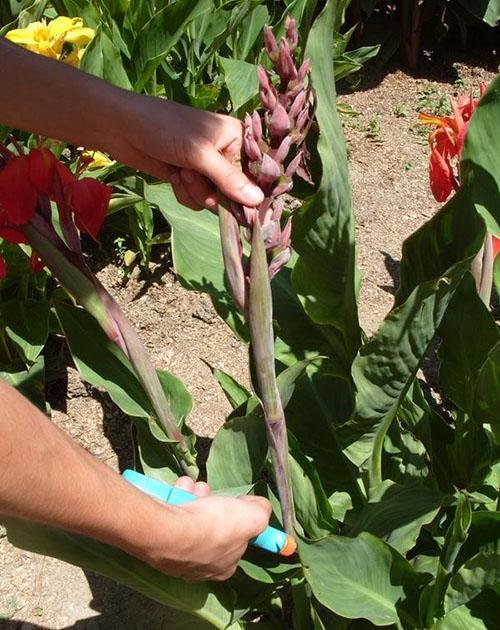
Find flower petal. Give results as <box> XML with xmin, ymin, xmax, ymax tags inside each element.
<box><xmin>67</xmin><ymin>178</ymin><xmax>111</xmax><ymax>238</ymax></box>
<box><xmin>429</xmin><ymin>149</ymin><xmax>453</xmax><ymax>203</ymax></box>
<box><xmin>0</xmin><ymin>156</ymin><xmax>37</xmax><ymax>225</ymax></box>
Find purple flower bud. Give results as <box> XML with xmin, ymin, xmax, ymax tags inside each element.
<box><xmin>271</xmin><ymin>197</ymin><xmax>285</xmax><ymax>221</ymax></box>
<box><xmin>277</xmin><ymin>41</ymin><xmax>297</xmax><ymax>83</ymax></box>
<box><xmin>262</xmin><ymin>220</ymin><xmax>281</xmax><ymax>249</ymax></box>
<box><xmin>256</xmin><ymin>65</ymin><xmax>271</xmax><ymax>91</ymax></box>
<box><xmin>272</xmin><ymin>136</ymin><xmax>292</xmax><ymax>164</ymax></box>
<box><xmin>263</xmin><ymin>25</ymin><xmax>279</xmax><ymax>62</ymax></box>
<box><xmin>297</xmin><ymin>59</ymin><xmax>310</xmax><ymax>83</ymax></box>
<box><xmin>244</xmin><ymin>134</ymin><xmax>262</xmax><ymax>163</ymax></box>
<box><xmin>280</xmin><ymin>217</ymin><xmax>292</xmax><ymax>249</ymax></box>
<box><xmin>251</xmin><ymin>111</ymin><xmax>263</xmax><ymax>145</ymax></box>
<box><xmin>284</xmin><ymin>151</ymin><xmax>303</xmax><ymax>178</ymax></box>
<box><xmin>289</xmin><ymin>90</ymin><xmax>307</xmax><ymax>122</ymax></box>
<box><xmin>259</xmin><ymin>85</ymin><xmax>277</xmax><ymax>111</ymax></box>
<box><xmin>269</xmin><ymin>102</ymin><xmax>290</xmax><ymax>139</ymax></box>
<box><xmin>285</xmin><ymin>16</ymin><xmax>298</xmax><ymax>52</ymax></box>
<box><xmin>259</xmin><ymin>153</ymin><xmax>281</xmax><ymax>186</ymax></box>
<box><xmin>268</xmin><ymin>248</ymin><xmax>291</xmax><ymax>279</ymax></box>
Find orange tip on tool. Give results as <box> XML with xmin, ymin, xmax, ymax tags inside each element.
<box><xmin>279</xmin><ymin>535</ymin><xmax>297</xmax><ymax>557</ymax></box>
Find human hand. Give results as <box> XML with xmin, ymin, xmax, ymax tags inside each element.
<box><xmin>131</xmin><ymin>476</ymin><xmax>271</xmax><ymax>582</ymax></box>
<box><xmin>108</xmin><ymin>94</ymin><xmax>264</xmax><ymax>212</ymax></box>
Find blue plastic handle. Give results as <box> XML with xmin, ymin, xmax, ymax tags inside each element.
<box><xmin>122</xmin><ymin>469</ymin><xmax>292</xmax><ymax>555</ymax></box>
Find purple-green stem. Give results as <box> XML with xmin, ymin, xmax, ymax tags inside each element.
<box><xmin>248</xmin><ymin>218</ymin><xmax>295</xmax><ymax>535</ymax></box>
<box><xmin>23</xmin><ymin>216</ymin><xmax>198</xmax><ymax>479</ymax></box>
<box><xmin>218</xmin><ymin>197</ymin><xmax>247</xmax><ymax>317</ymax></box>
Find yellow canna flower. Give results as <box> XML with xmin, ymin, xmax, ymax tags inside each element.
<box><xmin>6</xmin><ymin>16</ymin><xmax>94</xmax><ymax>67</ymax></box>
<box><xmin>81</xmin><ymin>150</ymin><xmax>116</xmax><ymax>170</ymax></box>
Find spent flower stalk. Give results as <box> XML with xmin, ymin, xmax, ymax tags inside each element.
<box><xmin>218</xmin><ymin>16</ymin><xmax>314</xmax><ymax>534</ymax></box>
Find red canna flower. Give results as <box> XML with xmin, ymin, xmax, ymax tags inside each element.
<box><xmin>419</xmin><ymin>84</ymin><xmax>485</xmax><ymax>203</ymax></box>
<box><xmin>493</xmin><ymin>236</ymin><xmax>500</xmax><ymax>259</ymax></box>
<box><xmin>0</xmin><ymin>154</ymin><xmax>38</xmax><ymax>225</ymax></box>
<box><xmin>0</xmin><ymin>144</ymin><xmax>110</xmax><ymax>244</ymax></box>
<box><xmin>66</xmin><ymin>177</ymin><xmax>111</xmax><ymax>238</ymax></box>
<box><xmin>0</xmin><ymin>253</ymin><xmax>6</xmax><ymax>278</ymax></box>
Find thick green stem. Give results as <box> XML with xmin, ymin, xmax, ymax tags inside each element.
<box><xmin>249</xmin><ymin>218</ymin><xmax>295</xmax><ymax>535</ymax></box>
<box><xmin>23</xmin><ymin>218</ymin><xmax>198</xmax><ymax>478</ymax></box>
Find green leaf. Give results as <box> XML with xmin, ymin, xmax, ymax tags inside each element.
<box><xmin>433</xmin><ymin>590</ymin><xmax>499</xmax><ymax>629</ymax></box>
<box><xmin>80</xmin><ymin>27</ymin><xmax>132</xmax><ymax>90</ymax></box>
<box><xmin>348</xmin><ymin>481</ymin><xmax>444</xmax><ymax>556</ymax></box>
<box><xmin>0</xmin><ymin>299</ymin><xmax>49</xmax><ymax>364</ymax></box>
<box><xmin>211</xmin><ymin>367</ymin><xmax>251</xmax><ymax>410</ymax></box>
<box><xmin>438</xmin><ymin>274</ymin><xmax>500</xmax><ymax>415</ymax></box>
<box><xmin>289</xmin><ymin>433</ymin><xmax>337</xmax><ymax>538</ymax></box>
<box><xmin>444</xmin><ymin>552</ymin><xmax>500</xmax><ymax>612</ymax></box>
<box><xmin>149</xmin><ymin>184</ymin><xmax>246</xmax><ymax>337</ymax></box>
<box><xmin>292</xmin><ymin>0</ymin><xmax>361</xmax><ymax>365</ymax></box>
<box><xmin>3</xmin><ymin>518</ymin><xmax>235</xmax><ymax>629</ymax></box>
<box><xmin>206</xmin><ymin>413</ymin><xmax>268</xmax><ymax>491</ymax></box>
<box><xmin>339</xmin><ymin>258</ymin><xmax>471</xmax><ymax>466</ymax></box>
<box><xmin>461</xmin><ymin>76</ymin><xmax>500</xmax><ymax>238</ymax></box>
<box><xmin>55</xmin><ymin>302</ymin><xmax>150</xmax><ymax>418</ymax></box>
<box><xmin>473</xmin><ymin>340</ymin><xmax>500</xmax><ymax>433</ymax></box>
<box><xmin>456</xmin><ymin>0</ymin><xmax>500</xmax><ymax>27</ymax></box>
<box><xmin>219</xmin><ymin>57</ymin><xmax>258</xmax><ymax>111</ymax></box>
<box><xmin>299</xmin><ymin>532</ymin><xmax>425</xmax><ymax>626</ymax></box>
<box><xmin>133</xmin><ymin>0</ymin><xmax>213</xmax><ymax>91</ymax></box>
<box><xmin>234</xmin><ymin>4</ymin><xmax>268</xmax><ymax>60</ymax></box>
<box><xmin>0</xmin><ymin>355</ymin><xmax>45</xmax><ymax>412</ymax></box>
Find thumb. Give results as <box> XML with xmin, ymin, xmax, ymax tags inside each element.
<box><xmin>236</xmin><ymin>495</ymin><xmax>272</xmax><ymax>539</ymax></box>
<box><xmin>198</xmin><ymin>147</ymin><xmax>264</xmax><ymax>207</ymax></box>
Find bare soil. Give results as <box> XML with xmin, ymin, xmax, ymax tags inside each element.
<box><xmin>1</xmin><ymin>58</ymin><xmax>497</xmax><ymax>629</ymax></box>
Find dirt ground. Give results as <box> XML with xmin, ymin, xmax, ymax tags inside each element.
<box><xmin>1</xmin><ymin>56</ymin><xmax>497</xmax><ymax>629</ymax></box>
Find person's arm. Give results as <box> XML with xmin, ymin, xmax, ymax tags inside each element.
<box><xmin>0</xmin><ymin>36</ymin><xmax>263</xmax><ymax>211</ymax></box>
<box><xmin>0</xmin><ymin>380</ymin><xmax>271</xmax><ymax>581</ymax></box>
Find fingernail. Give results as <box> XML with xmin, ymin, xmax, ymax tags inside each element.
<box><xmin>241</xmin><ymin>184</ymin><xmax>264</xmax><ymax>205</ymax></box>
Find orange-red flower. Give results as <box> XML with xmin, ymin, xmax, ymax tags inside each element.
<box><xmin>419</xmin><ymin>85</ymin><xmax>485</xmax><ymax>203</ymax></box>
<box><xmin>0</xmin><ymin>253</ymin><xmax>6</xmax><ymax>278</ymax></box>
<box><xmin>493</xmin><ymin>236</ymin><xmax>500</xmax><ymax>259</ymax></box>
<box><xmin>66</xmin><ymin>178</ymin><xmax>111</xmax><ymax>238</ymax></box>
<box><xmin>0</xmin><ymin>145</ymin><xmax>110</xmax><ymax>244</ymax></box>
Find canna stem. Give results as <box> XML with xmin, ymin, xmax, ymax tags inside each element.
<box><xmin>23</xmin><ymin>218</ymin><xmax>198</xmax><ymax>479</ymax></box>
<box><xmin>218</xmin><ymin>195</ymin><xmax>247</xmax><ymax>316</ymax></box>
<box><xmin>248</xmin><ymin>218</ymin><xmax>295</xmax><ymax>534</ymax></box>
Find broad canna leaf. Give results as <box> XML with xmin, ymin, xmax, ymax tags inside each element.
<box><xmin>2</xmin><ymin>517</ymin><xmax>236</xmax><ymax>629</ymax></box>
<box><xmin>456</xmin><ymin>0</ymin><xmax>500</xmax><ymax>28</ymax></box>
<box><xmin>299</xmin><ymin>532</ymin><xmax>426</xmax><ymax>626</ymax></box>
<box><xmin>461</xmin><ymin>75</ymin><xmax>500</xmax><ymax>239</ymax></box>
<box><xmin>219</xmin><ymin>57</ymin><xmax>259</xmax><ymax>111</ymax></box>
<box><xmin>291</xmin><ymin>0</ymin><xmax>361</xmax><ymax>367</ymax></box>
<box><xmin>132</xmin><ymin>0</ymin><xmax>213</xmax><ymax>91</ymax></box>
<box><xmin>0</xmin><ymin>298</ymin><xmax>49</xmax><ymax>364</ymax></box>
<box><xmin>444</xmin><ymin>551</ymin><xmax>500</xmax><ymax>614</ymax></box>
<box><xmin>348</xmin><ymin>481</ymin><xmax>445</xmax><ymax>556</ymax></box>
<box><xmin>438</xmin><ymin>274</ymin><xmax>500</xmax><ymax>416</ymax></box>
<box><xmin>0</xmin><ymin>354</ymin><xmax>45</xmax><ymax>412</ymax></box>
